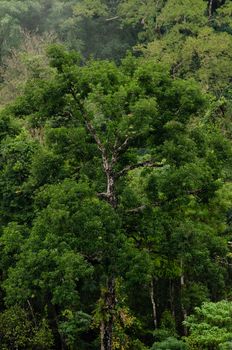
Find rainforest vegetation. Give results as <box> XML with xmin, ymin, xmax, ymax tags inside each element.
<box><xmin>1</xmin><ymin>1</ymin><xmax>232</xmax><ymax>349</ymax></box>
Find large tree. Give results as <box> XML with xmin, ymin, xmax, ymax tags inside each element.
<box><xmin>0</xmin><ymin>47</ymin><xmax>231</xmax><ymax>349</ymax></box>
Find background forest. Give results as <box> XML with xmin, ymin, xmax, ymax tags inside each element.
<box><xmin>1</xmin><ymin>1</ymin><xmax>232</xmax><ymax>349</ymax></box>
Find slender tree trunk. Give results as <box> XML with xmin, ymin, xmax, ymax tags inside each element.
<box><xmin>27</xmin><ymin>299</ymin><xmax>37</xmax><ymax>327</ymax></box>
<box><xmin>208</xmin><ymin>0</ymin><xmax>213</xmax><ymax>18</ymax></box>
<box><xmin>150</xmin><ymin>279</ymin><xmax>158</xmax><ymax>329</ymax></box>
<box><xmin>100</xmin><ymin>278</ymin><xmax>116</xmax><ymax>350</ymax></box>
<box><xmin>100</xmin><ymin>321</ymin><xmax>105</xmax><ymax>350</ymax></box>
<box><xmin>180</xmin><ymin>260</ymin><xmax>187</xmax><ymax>336</ymax></box>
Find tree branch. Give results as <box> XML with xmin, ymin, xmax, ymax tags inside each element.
<box><xmin>111</xmin><ymin>137</ymin><xmax>131</xmax><ymax>165</ymax></box>
<box><xmin>116</xmin><ymin>137</ymin><xmax>130</xmax><ymax>153</ymax></box>
<box><xmin>116</xmin><ymin>160</ymin><xmax>163</xmax><ymax>178</ymax></box>
<box><xmin>126</xmin><ymin>201</ymin><xmax>162</xmax><ymax>213</ymax></box>
<box><xmin>126</xmin><ymin>205</ymin><xmax>147</xmax><ymax>213</ymax></box>
<box><xmin>85</xmin><ymin>120</ymin><xmax>105</xmax><ymax>154</ymax></box>
<box><xmin>97</xmin><ymin>192</ymin><xmax>109</xmax><ymax>199</ymax></box>
<box><xmin>105</xmin><ymin>16</ymin><xmax>120</xmax><ymax>21</ymax></box>
<box><xmin>70</xmin><ymin>88</ymin><xmax>108</xmax><ymax>159</ymax></box>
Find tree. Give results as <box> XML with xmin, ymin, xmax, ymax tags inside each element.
<box><xmin>0</xmin><ymin>31</ymin><xmax>56</xmax><ymax>107</ymax></box>
<box><xmin>184</xmin><ymin>301</ymin><xmax>232</xmax><ymax>349</ymax></box>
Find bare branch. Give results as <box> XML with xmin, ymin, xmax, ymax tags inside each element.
<box><xmin>111</xmin><ymin>136</ymin><xmax>133</xmax><ymax>168</ymax></box>
<box><xmin>111</xmin><ymin>137</ymin><xmax>131</xmax><ymax>165</ymax></box>
<box><xmin>150</xmin><ymin>280</ymin><xmax>158</xmax><ymax>329</ymax></box>
<box><xmin>70</xmin><ymin>89</ymin><xmax>109</xmax><ymax>158</ymax></box>
<box><xmin>97</xmin><ymin>192</ymin><xmax>111</xmax><ymax>201</ymax></box>
<box><xmin>85</xmin><ymin>120</ymin><xmax>105</xmax><ymax>153</ymax></box>
<box><xmin>105</xmin><ymin>16</ymin><xmax>120</xmax><ymax>21</ymax></box>
<box><xmin>126</xmin><ymin>205</ymin><xmax>147</xmax><ymax>213</ymax></box>
<box><xmin>126</xmin><ymin>201</ymin><xmax>161</xmax><ymax>213</ymax></box>
<box><xmin>116</xmin><ymin>137</ymin><xmax>130</xmax><ymax>153</ymax></box>
<box><xmin>27</xmin><ymin>300</ymin><xmax>37</xmax><ymax>327</ymax></box>
<box><xmin>113</xmin><ymin>137</ymin><xmax>119</xmax><ymax>151</ymax></box>
<box><xmin>116</xmin><ymin>160</ymin><xmax>163</xmax><ymax>178</ymax></box>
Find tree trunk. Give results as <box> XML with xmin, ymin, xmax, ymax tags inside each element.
<box><xmin>208</xmin><ymin>0</ymin><xmax>213</xmax><ymax>18</ymax></box>
<box><xmin>100</xmin><ymin>278</ymin><xmax>116</xmax><ymax>350</ymax></box>
<box><xmin>173</xmin><ymin>260</ymin><xmax>187</xmax><ymax>336</ymax></box>
<box><xmin>106</xmin><ymin>172</ymin><xmax>117</xmax><ymax>208</ymax></box>
<box><xmin>100</xmin><ymin>321</ymin><xmax>105</xmax><ymax>350</ymax></box>
<box><xmin>150</xmin><ymin>279</ymin><xmax>158</xmax><ymax>329</ymax></box>
<box><xmin>84</xmin><ymin>122</ymin><xmax>118</xmax><ymax>349</ymax></box>
<box><xmin>180</xmin><ymin>263</ymin><xmax>187</xmax><ymax>336</ymax></box>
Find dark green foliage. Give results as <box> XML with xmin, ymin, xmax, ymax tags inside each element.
<box><xmin>0</xmin><ymin>131</ymin><xmax>37</xmax><ymax>225</ymax></box>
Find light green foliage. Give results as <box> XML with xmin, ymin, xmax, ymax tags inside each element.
<box><xmin>134</xmin><ymin>0</ymin><xmax>232</xmax><ymax>97</ymax></box>
<box><xmin>156</xmin><ymin>0</ymin><xmax>207</xmax><ymax>28</ymax></box>
<box><xmin>144</xmin><ymin>27</ymin><xmax>232</xmax><ymax>95</ymax></box>
<box><xmin>119</xmin><ymin>0</ymin><xmax>206</xmax><ymax>43</ymax></box>
<box><xmin>74</xmin><ymin>0</ymin><xmax>108</xmax><ymax>17</ymax></box>
<box><xmin>185</xmin><ymin>301</ymin><xmax>232</xmax><ymax>350</ymax></box>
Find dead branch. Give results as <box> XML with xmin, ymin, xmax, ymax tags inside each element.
<box><xmin>116</xmin><ymin>160</ymin><xmax>163</xmax><ymax>178</ymax></box>
<box><xmin>126</xmin><ymin>205</ymin><xmax>147</xmax><ymax>213</ymax></box>
<box><xmin>105</xmin><ymin>16</ymin><xmax>120</xmax><ymax>21</ymax></box>
<box><xmin>111</xmin><ymin>137</ymin><xmax>131</xmax><ymax>165</ymax></box>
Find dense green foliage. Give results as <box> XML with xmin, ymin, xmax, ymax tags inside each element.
<box><xmin>1</xmin><ymin>1</ymin><xmax>232</xmax><ymax>349</ymax></box>
<box><xmin>185</xmin><ymin>301</ymin><xmax>232</xmax><ymax>349</ymax></box>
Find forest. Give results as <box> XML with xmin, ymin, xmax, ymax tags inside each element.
<box><xmin>1</xmin><ymin>0</ymin><xmax>232</xmax><ymax>349</ymax></box>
